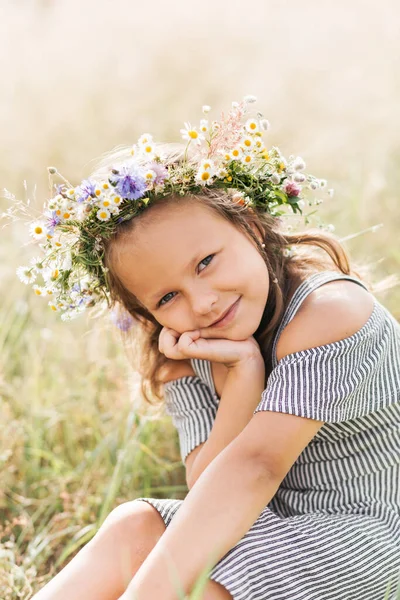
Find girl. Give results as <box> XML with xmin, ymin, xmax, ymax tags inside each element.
<box><xmin>18</xmin><ymin>96</ymin><xmax>399</xmax><ymax>600</ymax></box>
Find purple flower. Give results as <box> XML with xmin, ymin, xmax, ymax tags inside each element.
<box><xmin>76</xmin><ymin>179</ymin><xmax>97</xmax><ymax>203</ymax></box>
<box><xmin>109</xmin><ymin>161</ymin><xmax>147</xmax><ymax>200</ymax></box>
<box><xmin>110</xmin><ymin>307</ymin><xmax>135</xmax><ymax>332</ymax></box>
<box><xmin>148</xmin><ymin>161</ymin><xmax>168</xmax><ymax>185</ymax></box>
<box><xmin>46</xmin><ymin>210</ymin><xmax>61</xmax><ymax>234</ymax></box>
<box><xmin>284</xmin><ymin>181</ymin><xmax>301</xmax><ymax>197</ymax></box>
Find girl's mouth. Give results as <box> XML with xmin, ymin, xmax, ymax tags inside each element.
<box><xmin>209</xmin><ymin>297</ymin><xmax>241</xmax><ymax>328</ymax></box>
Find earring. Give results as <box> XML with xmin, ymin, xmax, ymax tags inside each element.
<box><xmin>272</xmin><ymin>277</ymin><xmax>278</xmax><ymax>284</ymax></box>
<box><xmin>261</xmin><ymin>243</ymin><xmax>265</xmax><ymax>248</ymax></box>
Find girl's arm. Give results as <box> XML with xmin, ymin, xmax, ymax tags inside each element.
<box><xmin>186</xmin><ymin>357</ymin><xmax>265</xmax><ymax>489</ymax></box>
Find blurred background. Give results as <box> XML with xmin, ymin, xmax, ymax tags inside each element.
<box><xmin>0</xmin><ymin>0</ymin><xmax>399</xmax><ymax>597</ymax></box>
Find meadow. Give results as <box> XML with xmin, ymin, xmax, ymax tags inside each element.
<box><xmin>0</xmin><ymin>0</ymin><xmax>399</xmax><ymax>597</ymax></box>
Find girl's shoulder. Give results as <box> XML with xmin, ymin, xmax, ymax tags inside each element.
<box><xmin>276</xmin><ymin>278</ymin><xmax>375</xmax><ymax>363</ymax></box>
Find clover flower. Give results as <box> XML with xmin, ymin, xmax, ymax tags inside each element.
<box><xmin>284</xmin><ymin>181</ymin><xmax>301</xmax><ymax>197</ymax></box>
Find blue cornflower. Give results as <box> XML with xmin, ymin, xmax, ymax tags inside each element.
<box><xmin>46</xmin><ymin>210</ymin><xmax>61</xmax><ymax>234</ymax></box>
<box><xmin>109</xmin><ymin>161</ymin><xmax>147</xmax><ymax>200</ymax></box>
<box><xmin>76</xmin><ymin>179</ymin><xmax>97</xmax><ymax>203</ymax></box>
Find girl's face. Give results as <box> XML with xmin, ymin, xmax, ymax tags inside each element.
<box><xmin>112</xmin><ymin>200</ymin><xmax>270</xmax><ymax>340</ymax></box>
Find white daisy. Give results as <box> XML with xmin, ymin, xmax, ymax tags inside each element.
<box><xmin>195</xmin><ymin>168</ymin><xmax>213</xmax><ymax>186</ymax></box>
<box><xmin>222</xmin><ymin>151</ymin><xmax>233</xmax><ymax>162</ymax></box>
<box><xmin>93</xmin><ymin>185</ymin><xmax>104</xmax><ymax>199</ymax></box>
<box><xmin>241</xmin><ymin>136</ymin><xmax>254</xmax><ymax>150</ymax></box>
<box><xmin>30</xmin><ymin>256</ymin><xmax>45</xmax><ymax>271</ymax></box>
<box><xmin>99</xmin><ymin>198</ymin><xmax>112</xmax><ymax>209</ymax></box>
<box><xmin>29</xmin><ymin>221</ymin><xmax>47</xmax><ymax>240</ymax></box>
<box><xmin>59</xmin><ymin>209</ymin><xmax>72</xmax><ymax>221</ymax></box>
<box><xmin>245</xmin><ymin>118</ymin><xmax>259</xmax><ymax>134</ymax></box>
<box><xmin>199</xmin><ymin>158</ymin><xmax>215</xmax><ymax>172</ymax></box>
<box><xmin>96</xmin><ymin>208</ymin><xmax>111</xmax><ymax>222</ymax></box>
<box><xmin>260</xmin><ymin>119</ymin><xmax>270</xmax><ymax>131</ymax></box>
<box><xmin>138</xmin><ymin>133</ymin><xmax>153</xmax><ymax>146</ymax></box>
<box><xmin>199</xmin><ymin>119</ymin><xmax>209</xmax><ymax>134</ymax></box>
<box><xmin>100</xmin><ymin>181</ymin><xmax>112</xmax><ymax>192</ymax></box>
<box><xmin>202</xmin><ymin>105</ymin><xmax>211</xmax><ymax>114</ymax></box>
<box><xmin>48</xmin><ymin>301</ymin><xmax>59</xmax><ymax>312</ymax></box>
<box><xmin>65</xmin><ymin>188</ymin><xmax>76</xmax><ymax>199</ymax></box>
<box><xmin>16</xmin><ymin>266</ymin><xmax>37</xmax><ymax>284</ymax></box>
<box><xmin>110</xmin><ymin>194</ymin><xmax>123</xmax><ymax>206</ymax></box>
<box><xmin>109</xmin><ymin>204</ymin><xmax>120</xmax><ymax>215</ymax></box>
<box><xmin>144</xmin><ymin>169</ymin><xmax>156</xmax><ymax>183</ymax></box>
<box><xmin>180</xmin><ymin>122</ymin><xmax>204</xmax><ymax>145</ymax></box>
<box><xmin>241</xmin><ymin>153</ymin><xmax>254</xmax><ymax>166</ymax></box>
<box><xmin>216</xmin><ymin>168</ymin><xmax>228</xmax><ymax>179</ymax></box>
<box><xmin>140</xmin><ymin>143</ymin><xmax>155</xmax><ymax>159</ymax></box>
<box><xmin>231</xmin><ymin>147</ymin><xmax>243</xmax><ymax>160</ymax></box>
<box><xmin>33</xmin><ymin>284</ymin><xmax>45</xmax><ymax>296</ymax></box>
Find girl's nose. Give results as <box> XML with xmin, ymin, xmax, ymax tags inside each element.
<box><xmin>190</xmin><ymin>291</ymin><xmax>219</xmax><ymax>317</ymax></box>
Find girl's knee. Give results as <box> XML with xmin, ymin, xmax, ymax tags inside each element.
<box><xmin>92</xmin><ymin>500</ymin><xmax>166</xmax><ymax>552</ymax></box>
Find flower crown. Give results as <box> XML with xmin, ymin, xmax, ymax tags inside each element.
<box><xmin>14</xmin><ymin>95</ymin><xmax>333</xmax><ymax>324</ymax></box>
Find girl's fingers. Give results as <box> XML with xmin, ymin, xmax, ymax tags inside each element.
<box><xmin>159</xmin><ymin>327</ymin><xmax>189</xmax><ymax>360</ymax></box>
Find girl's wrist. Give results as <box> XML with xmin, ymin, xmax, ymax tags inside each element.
<box><xmin>226</xmin><ymin>352</ymin><xmax>265</xmax><ymax>379</ymax></box>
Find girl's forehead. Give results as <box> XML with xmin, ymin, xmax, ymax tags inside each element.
<box><xmin>133</xmin><ymin>200</ymin><xmax>232</xmax><ymax>246</ymax></box>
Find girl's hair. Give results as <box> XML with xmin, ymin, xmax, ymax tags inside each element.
<box><xmin>93</xmin><ymin>143</ymin><xmax>365</xmax><ymax>405</ymax></box>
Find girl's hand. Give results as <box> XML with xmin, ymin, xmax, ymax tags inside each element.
<box><xmin>158</xmin><ymin>327</ymin><xmax>264</xmax><ymax>370</ymax></box>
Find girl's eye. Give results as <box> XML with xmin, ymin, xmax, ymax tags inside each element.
<box><xmin>157</xmin><ymin>254</ymin><xmax>215</xmax><ymax>308</ymax></box>
<box><xmin>198</xmin><ymin>254</ymin><xmax>214</xmax><ymax>272</ymax></box>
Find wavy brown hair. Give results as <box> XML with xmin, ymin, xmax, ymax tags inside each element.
<box><xmin>92</xmin><ymin>143</ymin><xmax>368</xmax><ymax>405</ymax></box>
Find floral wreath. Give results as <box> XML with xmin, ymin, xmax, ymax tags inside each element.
<box><xmin>12</xmin><ymin>95</ymin><xmax>333</xmax><ymax>324</ymax></box>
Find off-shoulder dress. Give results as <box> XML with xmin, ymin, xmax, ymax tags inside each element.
<box><xmin>134</xmin><ymin>270</ymin><xmax>400</xmax><ymax>600</ymax></box>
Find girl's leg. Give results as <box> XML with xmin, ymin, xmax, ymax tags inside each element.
<box><xmin>33</xmin><ymin>500</ymin><xmax>233</xmax><ymax>600</ymax></box>
<box><xmin>32</xmin><ymin>501</ymin><xmax>166</xmax><ymax>600</ymax></box>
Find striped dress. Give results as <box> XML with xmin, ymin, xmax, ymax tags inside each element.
<box><xmin>134</xmin><ymin>270</ymin><xmax>400</xmax><ymax>600</ymax></box>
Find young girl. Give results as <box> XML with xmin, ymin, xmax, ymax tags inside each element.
<box><xmin>18</xmin><ymin>96</ymin><xmax>399</xmax><ymax>600</ymax></box>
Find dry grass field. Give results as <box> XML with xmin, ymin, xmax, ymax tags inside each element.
<box><xmin>0</xmin><ymin>0</ymin><xmax>399</xmax><ymax>597</ymax></box>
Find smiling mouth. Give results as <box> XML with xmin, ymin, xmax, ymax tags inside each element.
<box><xmin>208</xmin><ymin>298</ymin><xmax>241</xmax><ymax>327</ymax></box>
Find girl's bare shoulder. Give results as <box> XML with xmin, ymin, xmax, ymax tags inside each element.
<box><xmin>276</xmin><ymin>279</ymin><xmax>375</xmax><ymax>362</ymax></box>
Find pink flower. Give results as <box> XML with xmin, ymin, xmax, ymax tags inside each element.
<box><xmin>284</xmin><ymin>181</ymin><xmax>301</xmax><ymax>197</ymax></box>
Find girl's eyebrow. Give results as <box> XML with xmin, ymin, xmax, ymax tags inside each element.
<box><xmin>148</xmin><ymin>251</ymin><xmax>203</xmax><ymax>303</ymax></box>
